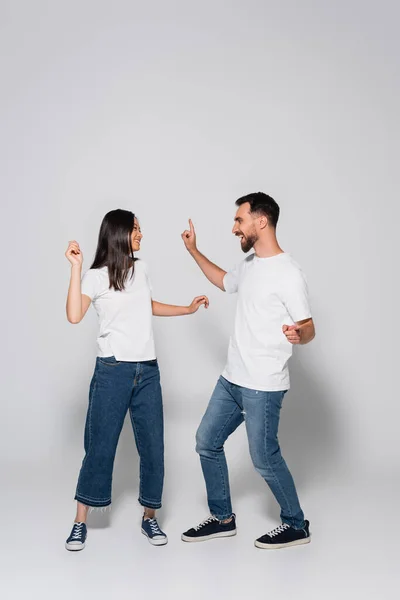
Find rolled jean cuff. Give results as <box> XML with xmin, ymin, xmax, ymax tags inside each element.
<box><xmin>282</xmin><ymin>516</ymin><xmax>306</xmax><ymax>530</ymax></box>
<box><xmin>212</xmin><ymin>511</ymin><xmax>233</xmax><ymax>521</ymax></box>
<box><xmin>74</xmin><ymin>493</ymin><xmax>112</xmax><ymax>508</ymax></box>
<box><xmin>138</xmin><ymin>496</ymin><xmax>162</xmax><ymax>510</ymax></box>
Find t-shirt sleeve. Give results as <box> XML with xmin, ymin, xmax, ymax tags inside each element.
<box><xmin>281</xmin><ymin>270</ymin><xmax>312</xmax><ymax>322</ymax></box>
<box><xmin>81</xmin><ymin>269</ymin><xmax>100</xmax><ymax>301</ymax></box>
<box><xmin>223</xmin><ymin>262</ymin><xmax>241</xmax><ymax>294</ymax></box>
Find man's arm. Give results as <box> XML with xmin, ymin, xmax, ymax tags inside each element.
<box><xmin>181</xmin><ymin>219</ymin><xmax>227</xmax><ymax>291</ymax></box>
<box><xmin>283</xmin><ymin>318</ymin><xmax>315</xmax><ymax>345</ymax></box>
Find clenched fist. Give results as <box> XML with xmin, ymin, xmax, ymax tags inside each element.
<box><xmin>65</xmin><ymin>240</ymin><xmax>83</xmax><ymax>267</ymax></box>
<box><xmin>282</xmin><ymin>324</ymin><xmax>301</xmax><ymax>345</ymax></box>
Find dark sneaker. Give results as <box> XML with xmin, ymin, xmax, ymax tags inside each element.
<box><xmin>255</xmin><ymin>520</ymin><xmax>310</xmax><ymax>549</ymax></box>
<box><xmin>141</xmin><ymin>517</ymin><xmax>168</xmax><ymax>546</ymax></box>
<box><xmin>65</xmin><ymin>522</ymin><xmax>87</xmax><ymax>551</ymax></box>
<box><xmin>181</xmin><ymin>514</ymin><xmax>237</xmax><ymax>542</ymax></box>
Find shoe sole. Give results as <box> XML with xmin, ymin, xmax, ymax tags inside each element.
<box><xmin>181</xmin><ymin>529</ymin><xmax>237</xmax><ymax>543</ymax></box>
<box><xmin>141</xmin><ymin>528</ymin><xmax>168</xmax><ymax>546</ymax></box>
<box><xmin>65</xmin><ymin>542</ymin><xmax>86</xmax><ymax>551</ymax></box>
<box><xmin>255</xmin><ymin>536</ymin><xmax>311</xmax><ymax>550</ymax></box>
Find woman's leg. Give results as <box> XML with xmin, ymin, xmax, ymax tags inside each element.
<box><xmin>74</xmin><ymin>502</ymin><xmax>89</xmax><ymax>524</ymax></box>
<box><xmin>74</xmin><ymin>357</ymin><xmax>134</xmax><ymax>508</ymax></box>
<box><xmin>129</xmin><ymin>360</ymin><xmax>164</xmax><ymax>511</ymax></box>
<box><xmin>129</xmin><ymin>360</ymin><xmax>167</xmax><ymax>545</ymax></box>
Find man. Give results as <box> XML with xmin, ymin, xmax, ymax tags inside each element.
<box><xmin>180</xmin><ymin>192</ymin><xmax>315</xmax><ymax>549</ymax></box>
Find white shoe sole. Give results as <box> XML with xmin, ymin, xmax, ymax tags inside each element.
<box><xmin>141</xmin><ymin>528</ymin><xmax>168</xmax><ymax>546</ymax></box>
<box><xmin>65</xmin><ymin>542</ymin><xmax>86</xmax><ymax>551</ymax></box>
<box><xmin>255</xmin><ymin>536</ymin><xmax>311</xmax><ymax>549</ymax></box>
<box><xmin>181</xmin><ymin>529</ymin><xmax>237</xmax><ymax>543</ymax></box>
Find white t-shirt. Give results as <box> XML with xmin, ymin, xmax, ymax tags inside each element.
<box><xmin>81</xmin><ymin>260</ymin><xmax>156</xmax><ymax>362</ymax></box>
<box><xmin>222</xmin><ymin>252</ymin><xmax>312</xmax><ymax>391</ymax></box>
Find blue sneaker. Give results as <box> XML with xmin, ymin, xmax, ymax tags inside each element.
<box><xmin>65</xmin><ymin>522</ymin><xmax>87</xmax><ymax>551</ymax></box>
<box><xmin>141</xmin><ymin>517</ymin><xmax>168</xmax><ymax>546</ymax></box>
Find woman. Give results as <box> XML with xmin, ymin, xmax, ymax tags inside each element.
<box><xmin>64</xmin><ymin>209</ymin><xmax>209</xmax><ymax>551</ymax></box>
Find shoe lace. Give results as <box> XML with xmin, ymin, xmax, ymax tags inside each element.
<box><xmin>71</xmin><ymin>523</ymin><xmax>84</xmax><ymax>540</ymax></box>
<box><xmin>268</xmin><ymin>523</ymin><xmax>291</xmax><ymax>538</ymax></box>
<box><xmin>147</xmin><ymin>518</ymin><xmax>163</xmax><ymax>535</ymax></box>
<box><xmin>194</xmin><ymin>516</ymin><xmax>218</xmax><ymax>531</ymax></box>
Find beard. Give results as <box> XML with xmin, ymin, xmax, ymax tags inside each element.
<box><xmin>240</xmin><ymin>231</ymin><xmax>258</xmax><ymax>253</ymax></box>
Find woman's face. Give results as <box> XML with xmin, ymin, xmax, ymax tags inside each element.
<box><xmin>130</xmin><ymin>217</ymin><xmax>143</xmax><ymax>252</ymax></box>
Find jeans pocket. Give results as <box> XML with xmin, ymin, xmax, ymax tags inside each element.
<box><xmin>97</xmin><ymin>356</ymin><xmax>121</xmax><ymax>366</ymax></box>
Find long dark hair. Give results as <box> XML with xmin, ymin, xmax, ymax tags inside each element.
<box><xmin>91</xmin><ymin>209</ymin><xmax>138</xmax><ymax>291</ymax></box>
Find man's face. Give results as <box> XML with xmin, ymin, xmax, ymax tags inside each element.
<box><xmin>232</xmin><ymin>202</ymin><xmax>258</xmax><ymax>253</ymax></box>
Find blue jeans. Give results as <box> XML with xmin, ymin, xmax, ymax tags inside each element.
<box><xmin>196</xmin><ymin>376</ymin><xmax>305</xmax><ymax>529</ymax></box>
<box><xmin>75</xmin><ymin>356</ymin><xmax>164</xmax><ymax>509</ymax></box>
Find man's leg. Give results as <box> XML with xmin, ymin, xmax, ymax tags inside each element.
<box><xmin>196</xmin><ymin>376</ymin><xmax>244</xmax><ymax>519</ymax></box>
<box><xmin>181</xmin><ymin>376</ymin><xmax>243</xmax><ymax>542</ymax></box>
<box><xmin>242</xmin><ymin>388</ymin><xmax>308</xmax><ymax>529</ymax></box>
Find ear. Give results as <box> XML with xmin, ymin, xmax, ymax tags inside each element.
<box><xmin>259</xmin><ymin>215</ymin><xmax>269</xmax><ymax>230</ymax></box>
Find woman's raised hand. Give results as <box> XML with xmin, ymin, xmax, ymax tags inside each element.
<box><xmin>65</xmin><ymin>240</ymin><xmax>83</xmax><ymax>267</ymax></box>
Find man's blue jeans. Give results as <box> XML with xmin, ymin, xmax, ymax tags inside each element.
<box><xmin>75</xmin><ymin>356</ymin><xmax>164</xmax><ymax>509</ymax></box>
<box><xmin>196</xmin><ymin>375</ymin><xmax>305</xmax><ymax>529</ymax></box>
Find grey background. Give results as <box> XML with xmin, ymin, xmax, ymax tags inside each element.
<box><xmin>1</xmin><ymin>1</ymin><xmax>399</xmax><ymax>599</ymax></box>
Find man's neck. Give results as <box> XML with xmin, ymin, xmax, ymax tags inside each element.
<box><xmin>253</xmin><ymin>237</ymin><xmax>284</xmax><ymax>259</ymax></box>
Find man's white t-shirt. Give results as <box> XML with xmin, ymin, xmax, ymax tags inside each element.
<box><xmin>81</xmin><ymin>260</ymin><xmax>156</xmax><ymax>362</ymax></box>
<box><xmin>222</xmin><ymin>252</ymin><xmax>311</xmax><ymax>391</ymax></box>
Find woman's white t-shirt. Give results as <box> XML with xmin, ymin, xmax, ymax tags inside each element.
<box><xmin>81</xmin><ymin>260</ymin><xmax>156</xmax><ymax>362</ymax></box>
<box><xmin>222</xmin><ymin>252</ymin><xmax>312</xmax><ymax>391</ymax></box>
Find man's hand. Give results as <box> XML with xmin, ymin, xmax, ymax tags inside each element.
<box><xmin>181</xmin><ymin>221</ymin><xmax>227</xmax><ymax>291</ymax></box>
<box><xmin>283</xmin><ymin>318</ymin><xmax>315</xmax><ymax>345</ymax></box>
<box><xmin>181</xmin><ymin>219</ymin><xmax>197</xmax><ymax>254</ymax></box>
<box><xmin>282</xmin><ymin>324</ymin><xmax>301</xmax><ymax>345</ymax></box>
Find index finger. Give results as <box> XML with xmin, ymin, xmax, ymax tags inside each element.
<box><xmin>189</xmin><ymin>219</ymin><xmax>195</xmax><ymax>234</ymax></box>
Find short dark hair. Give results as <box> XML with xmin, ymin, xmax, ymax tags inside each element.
<box><xmin>235</xmin><ymin>192</ymin><xmax>280</xmax><ymax>228</ymax></box>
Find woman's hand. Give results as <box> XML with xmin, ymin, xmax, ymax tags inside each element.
<box><xmin>187</xmin><ymin>295</ymin><xmax>209</xmax><ymax>314</ymax></box>
<box><xmin>65</xmin><ymin>240</ymin><xmax>83</xmax><ymax>267</ymax></box>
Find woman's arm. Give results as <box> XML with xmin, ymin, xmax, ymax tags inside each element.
<box><xmin>152</xmin><ymin>296</ymin><xmax>209</xmax><ymax>317</ymax></box>
<box><xmin>65</xmin><ymin>241</ymin><xmax>91</xmax><ymax>324</ymax></box>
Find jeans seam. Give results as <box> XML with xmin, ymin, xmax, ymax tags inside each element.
<box><xmin>76</xmin><ymin>372</ymin><xmax>97</xmax><ymax>497</ymax></box>
<box><xmin>129</xmin><ymin>406</ymin><xmax>144</xmax><ymax>501</ymax></box>
<box><xmin>264</xmin><ymin>392</ymin><xmax>293</xmax><ymax>520</ymax></box>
